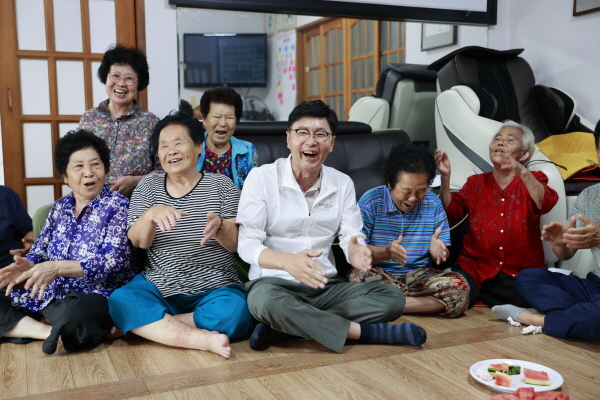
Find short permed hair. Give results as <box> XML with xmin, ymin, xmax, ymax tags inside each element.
<box><xmin>200</xmin><ymin>87</ymin><xmax>243</xmax><ymax>122</ymax></box>
<box><xmin>97</xmin><ymin>44</ymin><xmax>150</xmax><ymax>91</ymax></box>
<box><xmin>54</xmin><ymin>130</ymin><xmax>110</xmax><ymax>176</ymax></box>
<box><xmin>384</xmin><ymin>144</ymin><xmax>437</xmax><ymax>189</ymax></box>
<box><xmin>288</xmin><ymin>100</ymin><xmax>338</xmax><ymax>135</ymax></box>
<box><xmin>151</xmin><ymin>111</ymin><xmax>204</xmax><ymax>158</ymax></box>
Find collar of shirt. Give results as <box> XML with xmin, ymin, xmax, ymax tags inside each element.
<box><xmin>97</xmin><ymin>99</ymin><xmax>141</xmax><ymax>120</ymax></box>
<box><xmin>304</xmin><ymin>173</ymin><xmax>322</xmax><ymax>194</ymax></box>
<box><xmin>383</xmin><ymin>185</ymin><xmax>423</xmax><ymax>215</ymax></box>
<box><xmin>64</xmin><ymin>185</ymin><xmax>112</xmax><ymax>217</ymax></box>
<box><xmin>282</xmin><ymin>155</ymin><xmax>338</xmax><ymax>203</ymax></box>
<box><xmin>205</xmin><ymin>145</ymin><xmax>233</xmax><ymax>159</ymax></box>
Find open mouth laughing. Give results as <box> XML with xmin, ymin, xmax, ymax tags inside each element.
<box><xmin>302</xmin><ymin>150</ymin><xmax>318</xmax><ymax>160</ymax></box>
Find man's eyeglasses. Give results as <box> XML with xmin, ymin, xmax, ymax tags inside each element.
<box><xmin>108</xmin><ymin>73</ymin><xmax>138</xmax><ymax>86</ymax></box>
<box><xmin>290</xmin><ymin>128</ymin><xmax>333</xmax><ymax>141</ymax></box>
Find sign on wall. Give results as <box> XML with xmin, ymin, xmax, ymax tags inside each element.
<box><xmin>276</xmin><ymin>33</ymin><xmax>297</xmax><ymax>107</ymax></box>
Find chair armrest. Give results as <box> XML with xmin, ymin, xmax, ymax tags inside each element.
<box><xmin>528</xmin><ymin>147</ymin><xmax>567</xmax><ymax>265</ymax></box>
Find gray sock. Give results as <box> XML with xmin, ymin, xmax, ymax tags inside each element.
<box><xmin>491</xmin><ymin>305</ymin><xmax>533</xmax><ymax>322</ymax></box>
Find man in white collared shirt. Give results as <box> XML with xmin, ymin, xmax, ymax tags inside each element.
<box><xmin>237</xmin><ymin>100</ymin><xmax>427</xmax><ymax>353</ymax></box>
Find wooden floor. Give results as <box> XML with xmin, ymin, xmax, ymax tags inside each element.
<box><xmin>1</xmin><ymin>307</ymin><xmax>598</xmax><ymax>400</ymax></box>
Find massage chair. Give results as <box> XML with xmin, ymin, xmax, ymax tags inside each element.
<box><xmin>348</xmin><ymin>63</ymin><xmax>438</xmax><ymax>152</ymax></box>
<box><xmin>430</xmin><ymin>46</ymin><xmax>596</xmax><ymax>276</ymax></box>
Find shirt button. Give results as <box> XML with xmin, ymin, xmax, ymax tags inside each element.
<box><xmin>502</xmin><ymin>198</ymin><xmax>505</xmax><ymax>201</ymax></box>
<box><xmin>500</xmin><ymin>262</ymin><xmax>503</xmax><ymax>265</ymax></box>
<box><xmin>512</xmin><ymin>274</ymin><xmax>516</xmax><ymax>277</ymax></box>
<box><xmin>500</xmin><ymin>247</ymin><xmax>503</xmax><ymax>250</ymax></box>
<box><xmin>501</xmin><ymin>213</ymin><xmax>504</xmax><ymax>216</ymax></box>
<box><xmin>500</xmin><ymin>230</ymin><xmax>504</xmax><ymax>233</ymax></box>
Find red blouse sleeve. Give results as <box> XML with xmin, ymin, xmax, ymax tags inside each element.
<box><xmin>446</xmin><ymin>177</ymin><xmax>472</xmax><ymax>222</ymax></box>
<box><xmin>530</xmin><ymin>171</ymin><xmax>559</xmax><ymax>215</ymax></box>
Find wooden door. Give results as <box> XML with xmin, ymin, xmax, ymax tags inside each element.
<box><xmin>0</xmin><ymin>0</ymin><xmax>145</xmax><ymax>214</ymax></box>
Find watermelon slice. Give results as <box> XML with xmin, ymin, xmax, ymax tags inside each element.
<box><xmin>514</xmin><ymin>387</ymin><xmax>535</xmax><ymax>400</ymax></box>
<box><xmin>491</xmin><ymin>391</ymin><xmax>570</xmax><ymax>400</ymax></box>
<box><xmin>494</xmin><ymin>371</ymin><xmax>512</xmax><ymax>387</ymax></box>
<box><xmin>488</xmin><ymin>362</ymin><xmax>509</xmax><ymax>375</ymax></box>
<box><xmin>524</xmin><ymin>368</ymin><xmax>551</xmax><ymax>386</ymax></box>
<box><xmin>534</xmin><ymin>392</ymin><xmax>570</xmax><ymax>400</ymax></box>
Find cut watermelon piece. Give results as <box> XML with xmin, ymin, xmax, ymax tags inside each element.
<box><xmin>494</xmin><ymin>371</ymin><xmax>512</xmax><ymax>387</ymax></box>
<box><xmin>524</xmin><ymin>368</ymin><xmax>551</xmax><ymax>386</ymax></box>
<box><xmin>488</xmin><ymin>362</ymin><xmax>509</xmax><ymax>375</ymax></box>
<box><xmin>514</xmin><ymin>387</ymin><xmax>535</xmax><ymax>400</ymax></box>
<box><xmin>534</xmin><ymin>392</ymin><xmax>570</xmax><ymax>400</ymax></box>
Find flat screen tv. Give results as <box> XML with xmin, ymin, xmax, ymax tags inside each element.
<box><xmin>183</xmin><ymin>33</ymin><xmax>267</xmax><ymax>88</ymax></box>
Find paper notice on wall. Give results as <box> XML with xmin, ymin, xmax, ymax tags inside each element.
<box><xmin>277</xmin><ymin>34</ymin><xmax>296</xmax><ymax>106</ymax></box>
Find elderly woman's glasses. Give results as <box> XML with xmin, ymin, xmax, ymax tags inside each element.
<box><xmin>109</xmin><ymin>72</ymin><xmax>138</xmax><ymax>86</ymax></box>
<box><xmin>290</xmin><ymin>128</ymin><xmax>333</xmax><ymax>141</ymax></box>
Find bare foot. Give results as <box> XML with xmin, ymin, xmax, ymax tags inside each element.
<box><xmin>203</xmin><ymin>332</ymin><xmax>231</xmax><ymax>359</ymax></box>
<box><xmin>106</xmin><ymin>325</ymin><xmax>124</xmax><ymax>339</ymax></box>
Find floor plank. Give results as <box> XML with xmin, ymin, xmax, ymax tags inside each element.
<box><xmin>258</xmin><ymin>371</ymin><xmax>329</xmax><ymax>400</ymax></box>
<box><xmin>15</xmin><ymin>378</ymin><xmax>150</xmax><ymax>400</ymax></box>
<box><xmin>401</xmin><ymin>344</ymin><xmax>500</xmax><ymax>398</ymax></box>
<box><xmin>129</xmin><ymin>392</ymin><xmax>179</xmax><ymax>400</ymax></box>
<box><xmin>174</xmin><ymin>385</ymin><xmax>228</xmax><ymax>400</ymax></box>
<box><xmin>334</xmin><ymin>359</ymin><xmax>431</xmax><ymax>400</ymax></box>
<box><xmin>370</xmin><ymin>354</ymin><xmax>483</xmax><ymax>400</ymax></box>
<box><xmin>105</xmin><ymin>336</ymin><xmax>162</xmax><ymax>380</ymax></box>
<box><xmin>143</xmin><ymin>342</ymin><xmax>201</xmax><ymax>375</ymax></box>
<box><xmin>68</xmin><ymin>343</ymin><xmax>120</xmax><ymax>387</ymax></box>
<box><xmin>25</xmin><ymin>341</ymin><xmax>75</xmax><ymax>395</ymax></box>
<box><xmin>296</xmin><ymin>365</ymin><xmax>378</xmax><ymax>400</ymax></box>
<box><xmin>0</xmin><ymin>342</ymin><xmax>27</xmax><ymax>399</ymax></box>
<box><xmin>217</xmin><ymin>377</ymin><xmax>279</xmax><ymax>400</ymax></box>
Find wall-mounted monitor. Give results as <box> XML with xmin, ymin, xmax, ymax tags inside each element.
<box><xmin>183</xmin><ymin>33</ymin><xmax>267</xmax><ymax>88</ymax></box>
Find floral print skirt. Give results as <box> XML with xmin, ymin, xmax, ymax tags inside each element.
<box><xmin>347</xmin><ymin>267</ymin><xmax>470</xmax><ymax>318</ymax></box>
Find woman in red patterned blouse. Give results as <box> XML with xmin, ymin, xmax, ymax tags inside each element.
<box><xmin>435</xmin><ymin>121</ymin><xmax>558</xmax><ymax>307</ymax></box>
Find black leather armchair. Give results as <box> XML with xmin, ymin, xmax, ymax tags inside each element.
<box><xmin>233</xmin><ymin>121</ymin><xmax>412</xmax><ymax>200</ymax></box>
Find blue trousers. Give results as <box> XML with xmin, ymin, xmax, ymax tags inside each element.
<box><xmin>516</xmin><ymin>269</ymin><xmax>600</xmax><ymax>340</ymax></box>
<box><xmin>108</xmin><ymin>274</ymin><xmax>254</xmax><ymax>340</ymax></box>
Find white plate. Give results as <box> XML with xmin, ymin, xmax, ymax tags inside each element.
<box><xmin>469</xmin><ymin>359</ymin><xmax>564</xmax><ymax>393</ymax></box>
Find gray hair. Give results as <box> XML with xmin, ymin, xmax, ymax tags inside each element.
<box><xmin>497</xmin><ymin>120</ymin><xmax>536</xmax><ymax>163</ymax></box>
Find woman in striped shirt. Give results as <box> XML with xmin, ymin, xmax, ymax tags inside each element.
<box><xmin>108</xmin><ymin>112</ymin><xmax>254</xmax><ymax>359</ymax></box>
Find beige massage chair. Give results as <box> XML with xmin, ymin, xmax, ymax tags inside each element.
<box><xmin>431</xmin><ymin>46</ymin><xmax>596</xmax><ymax>277</ymax></box>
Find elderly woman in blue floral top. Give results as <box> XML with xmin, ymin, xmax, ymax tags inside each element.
<box><xmin>0</xmin><ymin>130</ymin><xmax>134</xmax><ymax>354</ymax></box>
<box><xmin>197</xmin><ymin>87</ymin><xmax>258</xmax><ymax>190</ymax></box>
<box><xmin>79</xmin><ymin>44</ymin><xmax>160</xmax><ymax>197</ymax></box>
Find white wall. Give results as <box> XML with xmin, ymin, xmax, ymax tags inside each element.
<box><xmin>488</xmin><ymin>0</ymin><xmax>600</xmax><ymax>123</ymax></box>
<box><xmin>404</xmin><ymin>22</ymin><xmax>488</xmax><ymax>65</ymax></box>
<box><xmin>145</xmin><ymin>0</ymin><xmax>179</xmax><ymax>119</ymax></box>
